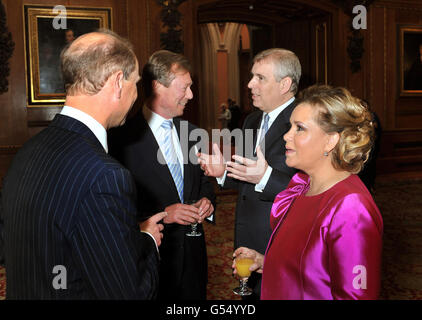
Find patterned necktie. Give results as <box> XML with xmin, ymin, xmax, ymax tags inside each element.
<box><xmin>161</xmin><ymin>120</ymin><xmax>184</xmax><ymax>203</ymax></box>
<box><xmin>258</xmin><ymin>113</ymin><xmax>270</xmax><ymax>147</ymax></box>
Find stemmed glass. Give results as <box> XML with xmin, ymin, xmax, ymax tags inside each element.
<box><xmin>233</xmin><ymin>254</ymin><xmax>253</xmax><ymax>296</ymax></box>
<box><xmin>185</xmin><ymin>200</ymin><xmax>202</xmax><ymax>237</ymax></box>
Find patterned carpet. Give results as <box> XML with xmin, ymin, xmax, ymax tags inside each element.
<box><xmin>0</xmin><ymin>266</ymin><xmax>4</xmax><ymax>300</ymax></box>
<box><xmin>203</xmin><ymin>193</ymin><xmax>240</xmax><ymax>300</ymax></box>
<box><xmin>375</xmin><ymin>178</ymin><xmax>422</xmax><ymax>299</ymax></box>
<box><xmin>1</xmin><ymin>177</ymin><xmax>422</xmax><ymax>300</ymax></box>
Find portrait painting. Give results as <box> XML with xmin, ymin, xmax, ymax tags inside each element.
<box><xmin>24</xmin><ymin>5</ymin><xmax>112</xmax><ymax>106</ymax></box>
<box><xmin>399</xmin><ymin>25</ymin><xmax>422</xmax><ymax>96</ymax></box>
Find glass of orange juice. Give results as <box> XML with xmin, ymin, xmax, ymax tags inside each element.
<box><xmin>233</xmin><ymin>255</ymin><xmax>254</xmax><ymax>296</ymax></box>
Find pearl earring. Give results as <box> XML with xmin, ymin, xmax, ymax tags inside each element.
<box><xmin>324</xmin><ymin>152</ymin><xmax>328</xmax><ymax>156</ymax></box>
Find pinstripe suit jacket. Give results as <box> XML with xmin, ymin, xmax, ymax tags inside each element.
<box><xmin>1</xmin><ymin>114</ymin><xmax>159</xmax><ymax>299</ymax></box>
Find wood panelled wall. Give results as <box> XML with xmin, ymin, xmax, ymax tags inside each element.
<box><xmin>1</xmin><ymin>0</ymin><xmax>130</xmax><ymax>186</ymax></box>
<box><xmin>365</xmin><ymin>1</ymin><xmax>422</xmax><ymax>174</ymax></box>
<box><xmin>0</xmin><ymin>0</ymin><xmax>198</xmax><ymax>186</ymax></box>
<box><xmin>1</xmin><ymin>0</ymin><xmax>422</xmax><ymax>185</ymax></box>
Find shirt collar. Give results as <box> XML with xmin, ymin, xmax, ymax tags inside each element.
<box><xmin>265</xmin><ymin>97</ymin><xmax>295</xmax><ymax>122</ymax></box>
<box><xmin>60</xmin><ymin>106</ymin><xmax>108</xmax><ymax>153</ymax></box>
<box><xmin>143</xmin><ymin>105</ymin><xmax>173</xmax><ymax>132</ymax></box>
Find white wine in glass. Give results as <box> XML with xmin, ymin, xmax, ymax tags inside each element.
<box><xmin>185</xmin><ymin>200</ymin><xmax>202</xmax><ymax>237</ymax></box>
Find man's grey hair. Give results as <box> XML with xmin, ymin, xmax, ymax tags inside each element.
<box><xmin>253</xmin><ymin>48</ymin><xmax>302</xmax><ymax>94</ymax></box>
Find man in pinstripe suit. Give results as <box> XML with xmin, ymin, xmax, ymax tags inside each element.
<box><xmin>0</xmin><ymin>30</ymin><xmax>165</xmax><ymax>299</ymax></box>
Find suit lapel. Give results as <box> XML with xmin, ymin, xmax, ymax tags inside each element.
<box><xmin>252</xmin><ymin>114</ymin><xmax>262</xmax><ymax>150</ymax></box>
<box><xmin>262</xmin><ymin>100</ymin><xmax>297</xmax><ymax>154</ymax></box>
<box><xmin>249</xmin><ymin>112</ymin><xmax>262</xmax><ymax>158</ymax></box>
<box><xmin>139</xmin><ymin>116</ymin><xmax>182</xmax><ymax>201</ymax></box>
<box><xmin>51</xmin><ymin>114</ymin><xmax>105</xmax><ymax>153</ymax></box>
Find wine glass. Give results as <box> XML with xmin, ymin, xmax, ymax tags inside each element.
<box><xmin>185</xmin><ymin>200</ymin><xmax>202</xmax><ymax>237</ymax></box>
<box><xmin>233</xmin><ymin>254</ymin><xmax>253</xmax><ymax>296</ymax></box>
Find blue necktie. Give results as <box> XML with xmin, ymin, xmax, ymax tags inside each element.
<box><xmin>258</xmin><ymin>113</ymin><xmax>270</xmax><ymax>147</ymax></box>
<box><xmin>161</xmin><ymin>120</ymin><xmax>184</xmax><ymax>203</ymax></box>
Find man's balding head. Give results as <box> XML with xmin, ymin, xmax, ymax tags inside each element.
<box><xmin>61</xmin><ymin>29</ymin><xmax>137</xmax><ymax>96</ymax></box>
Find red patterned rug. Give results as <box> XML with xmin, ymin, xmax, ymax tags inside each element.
<box><xmin>1</xmin><ymin>177</ymin><xmax>422</xmax><ymax>300</ymax></box>
<box><xmin>203</xmin><ymin>193</ymin><xmax>240</xmax><ymax>300</ymax></box>
<box><xmin>375</xmin><ymin>178</ymin><xmax>422</xmax><ymax>299</ymax></box>
<box><xmin>0</xmin><ymin>265</ymin><xmax>4</xmax><ymax>300</ymax></box>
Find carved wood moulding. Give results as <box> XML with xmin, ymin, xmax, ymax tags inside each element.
<box><xmin>156</xmin><ymin>0</ymin><xmax>187</xmax><ymax>53</ymax></box>
<box><xmin>331</xmin><ymin>0</ymin><xmax>377</xmax><ymax>73</ymax></box>
<box><xmin>0</xmin><ymin>0</ymin><xmax>15</xmax><ymax>94</ymax></box>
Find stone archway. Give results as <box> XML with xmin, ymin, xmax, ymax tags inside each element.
<box><xmin>198</xmin><ymin>22</ymin><xmax>243</xmax><ymax>132</ymax></box>
<box><xmin>194</xmin><ymin>0</ymin><xmax>339</xmax><ymax>131</ymax></box>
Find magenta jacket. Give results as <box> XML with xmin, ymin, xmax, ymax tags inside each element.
<box><xmin>261</xmin><ymin>172</ymin><xmax>383</xmax><ymax>300</ymax></box>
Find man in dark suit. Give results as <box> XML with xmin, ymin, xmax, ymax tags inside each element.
<box><xmin>109</xmin><ymin>50</ymin><xmax>216</xmax><ymax>300</ymax></box>
<box><xmin>0</xmin><ymin>30</ymin><xmax>165</xmax><ymax>299</ymax></box>
<box><xmin>198</xmin><ymin>48</ymin><xmax>301</xmax><ymax>299</ymax></box>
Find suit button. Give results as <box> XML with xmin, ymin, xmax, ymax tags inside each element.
<box><xmin>242</xmin><ymin>196</ymin><xmax>246</xmax><ymax>200</ymax></box>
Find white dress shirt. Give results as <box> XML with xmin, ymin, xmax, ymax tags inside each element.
<box><xmin>143</xmin><ymin>105</ymin><xmax>214</xmax><ymax>222</ymax></box>
<box><xmin>143</xmin><ymin>105</ymin><xmax>184</xmax><ymax>176</ymax></box>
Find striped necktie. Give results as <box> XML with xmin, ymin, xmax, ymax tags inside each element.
<box><xmin>161</xmin><ymin>120</ymin><xmax>184</xmax><ymax>203</ymax></box>
<box><xmin>258</xmin><ymin>113</ymin><xmax>270</xmax><ymax>147</ymax></box>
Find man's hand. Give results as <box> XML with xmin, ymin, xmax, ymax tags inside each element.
<box><xmin>197</xmin><ymin>143</ymin><xmax>226</xmax><ymax>178</ymax></box>
<box><xmin>163</xmin><ymin>203</ymin><xmax>201</xmax><ymax>225</ymax></box>
<box><xmin>232</xmin><ymin>247</ymin><xmax>264</xmax><ymax>275</ymax></box>
<box><xmin>139</xmin><ymin>211</ymin><xmax>167</xmax><ymax>246</ymax></box>
<box><xmin>194</xmin><ymin>197</ymin><xmax>214</xmax><ymax>223</ymax></box>
<box><xmin>226</xmin><ymin>146</ymin><xmax>268</xmax><ymax>184</ymax></box>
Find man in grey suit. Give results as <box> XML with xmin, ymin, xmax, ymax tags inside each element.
<box><xmin>198</xmin><ymin>48</ymin><xmax>301</xmax><ymax>299</ymax></box>
<box><xmin>1</xmin><ymin>30</ymin><xmax>165</xmax><ymax>299</ymax></box>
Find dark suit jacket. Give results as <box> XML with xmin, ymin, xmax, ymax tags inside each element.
<box><xmin>226</xmin><ymin>101</ymin><xmax>297</xmax><ymax>254</ymax></box>
<box><xmin>1</xmin><ymin>114</ymin><xmax>159</xmax><ymax>299</ymax></box>
<box><xmin>109</xmin><ymin>112</ymin><xmax>216</xmax><ymax>300</ymax></box>
<box><xmin>224</xmin><ymin>101</ymin><xmax>297</xmax><ymax>296</ymax></box>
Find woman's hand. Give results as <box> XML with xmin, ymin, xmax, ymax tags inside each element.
<box><xmin>232</xmin><ymin>247</ymin><xmax>264</xmax><ymax>275</ymax></box>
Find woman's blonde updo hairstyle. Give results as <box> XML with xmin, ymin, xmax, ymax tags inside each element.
<box><xmin>297</xmin><ymin>85</ymin><xmax>374</xmax><ymax>174</ymax></box>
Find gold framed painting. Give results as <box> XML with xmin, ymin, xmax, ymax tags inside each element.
<box><xmin>23</xmin><ymin>5</ymin><xmax>112</xmax><ymax>107</ymax></box>
<box><xmin>399</xmin><ymin>25</ymin><xmax>422</xmax><ymax>96</ymax></box>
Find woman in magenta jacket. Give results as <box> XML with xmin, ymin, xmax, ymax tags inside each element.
<box><xmin>233</xmin><ymin>85</ymin><xmax>383</xmax><ymax>300</ymax></box>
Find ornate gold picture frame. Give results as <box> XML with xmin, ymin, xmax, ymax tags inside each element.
<box><xmin>23</xmin><ymin>5</ymin><xmax>112</xmax><ymax>107</ymax></box>
<box><xmin>399</xmin><ymin>25</ymin><xmax>422</xmax><ymax>96</ymax></box>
